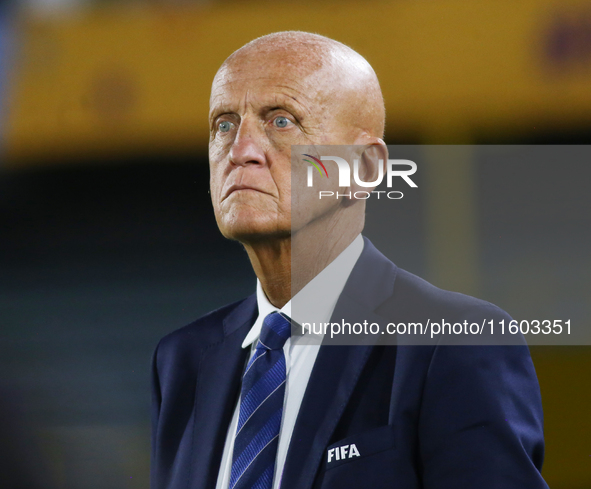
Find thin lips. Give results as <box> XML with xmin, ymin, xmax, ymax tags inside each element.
<box><xmin>223</xmin><ymin>184</ymin><xmax>267</xmax><ymax>200</ymax></box>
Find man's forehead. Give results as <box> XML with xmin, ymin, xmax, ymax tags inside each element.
<box><xmin>211</xmin><ymin>41</ymin><xmax>329</xmax><ymax>90</ymax></box>
<box><xmin>214</xmin><ymin>53</ymin><xmax>324</xmax><ymax>89</ymax></box>
<box><xmin>209</xmin><ymin>62</ymin><xmax>326</xmax><ymax>112</ymax></box>
<box><xmin>223</xmin><ymin>40</ymin><xmax>326</xmax><ymax>72</ymax></box>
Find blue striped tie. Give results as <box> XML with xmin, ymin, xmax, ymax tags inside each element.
<box><xmin>230</xmin><ymin>311</ymin><xmax>291</xmax><ymax>489</ymax></box>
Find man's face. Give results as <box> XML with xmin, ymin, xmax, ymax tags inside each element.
<box><xmin>208</xmin><ymin>51</ymin><xmax>349</xmax><ymax>243</ymax></box>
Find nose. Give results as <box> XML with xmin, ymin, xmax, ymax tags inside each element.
<box><xmin>229</xmin><ymin>118</ymin><xmax>266</xmax><ymax>167</ymax></box>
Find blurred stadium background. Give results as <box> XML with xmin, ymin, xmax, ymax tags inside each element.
<box><xmin>1</xmin><ymin>0</ymin><xmax>590</xmax><ymax>487</ymax></box>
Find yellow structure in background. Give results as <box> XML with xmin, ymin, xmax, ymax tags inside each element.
<box><xmin>5</xmin><ymin>0</ymin><xmax>591</xmax><ymax>163</ymax></box>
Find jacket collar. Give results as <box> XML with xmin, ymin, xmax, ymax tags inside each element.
<box><xmin>223</xmin><ymin>294</ymin><xmax>258</xmax><ymax>337</ymax></box>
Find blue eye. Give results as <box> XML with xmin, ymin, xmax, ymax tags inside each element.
<box><xmin>218</xmin><ymin>121</ymin><xmax>233</xmax><ymax>133</ymax></box>
<box><xmin>274</xmin><ymin>116</ymin><xmax>290</xmax><ymax>128</ymax></box>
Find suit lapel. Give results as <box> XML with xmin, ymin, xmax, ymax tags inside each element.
<box><xmin>280</xmin><ymin>238</ymin><xmax>397</xmax><ymax>489</ymax></box>
<box><xmin>279</xmin><ymin>341</ymin><xmax>373</xmax><ymax>489</ymax></box>
<box><xmin>188</xmin><ymin>296</ymin><xmax>256</xmax><ymax>489</ymax></box>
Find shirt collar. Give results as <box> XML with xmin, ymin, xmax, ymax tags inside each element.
<box><xmin>242</xmin><ymin>234</ymin><xmax>364</xmax><ymax>349</ymax></box>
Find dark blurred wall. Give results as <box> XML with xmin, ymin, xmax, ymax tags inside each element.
<box><xmin>0</xmin><ymin>155</ymin><xmax>255</xmax><ymax>488</ymax></box>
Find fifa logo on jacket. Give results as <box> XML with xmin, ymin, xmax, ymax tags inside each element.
<box><xmin>327</xmin><ymin>443</ymin><xmax>361</xmax><ymax>463</ymax></box>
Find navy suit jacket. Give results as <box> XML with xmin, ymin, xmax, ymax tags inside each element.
<box><xmin>151</xmin><ymin>238</ymin><xmax>548</xmax><ymax>489</ymax></box>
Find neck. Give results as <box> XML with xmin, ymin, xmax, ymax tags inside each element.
<box><xmin>243</xmin><ymin>237</ymin><xmax>292</xmax><ymax>308</ymax></box>
<box><xmin>243</xmin><ymin>206</ymin><xmax>364</xmax><ymax>308</ymax></box>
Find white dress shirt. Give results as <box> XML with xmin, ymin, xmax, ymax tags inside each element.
<box><xmin>215</xmin><ymin>234</ymin><xmax>364</xmax><ymax>489</ymax></box>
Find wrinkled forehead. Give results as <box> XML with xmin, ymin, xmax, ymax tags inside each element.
<box><xmin>209</xmin><ymin>48</ymin><xmax>331</xmax><ymax>108</ymax></box>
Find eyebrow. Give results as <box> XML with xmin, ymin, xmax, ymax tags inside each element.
<box><xmin>261</xmin><ymin>102</ymin><xmax>304</xmax><ymax>118</ymax></box>
<box><xmin>210</xmin><ymin>97</ymin><xmax>306</xmax><ymax>126</ymax></box>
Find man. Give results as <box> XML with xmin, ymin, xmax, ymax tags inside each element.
<box><xmin>151</xmin><ymin>31</ymin><xmax>548</xmax><ymax>489</ymax></box>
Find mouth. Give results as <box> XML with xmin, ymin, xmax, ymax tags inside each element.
<box><xmin>222</xmin><ymin>184</ymin><xmax>269</xmax><ymax>201</ymax></box>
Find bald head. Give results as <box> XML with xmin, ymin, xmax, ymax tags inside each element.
<box><xmin>213</xmin><ymin>31</ymin><xmax>385</xmax><ymax>140</ymax></box>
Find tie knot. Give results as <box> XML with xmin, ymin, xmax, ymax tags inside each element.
<box><xmin>258</xmin><ymin>312</ymin><xmax>291</xmax><ymax>350</ymax></box>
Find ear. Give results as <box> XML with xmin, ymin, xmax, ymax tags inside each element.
<box><xmin>349</xmin><ymin>141</ymin><xmax>388</xmax><ymax>195</ymax></box>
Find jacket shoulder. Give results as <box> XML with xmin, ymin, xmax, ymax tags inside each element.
<box><xmin>156</xmin><ymin>294</ymin><xmax>257</xmax><ymax>357</ymax></box>
<box><xmin>358</xmin><ymin>238</ymin><xmax>510</xmax><ymax>322</ymax></box>
<box><xmin>383</xmin><ymin>266</ymin><xmax>511</xmax><ymax>323</ymax></box>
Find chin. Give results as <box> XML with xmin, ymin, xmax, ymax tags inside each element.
<box><xmin>217</xmin><ymin>213</ymin><xmax>290</xmax><ymax>244</ymax></box>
